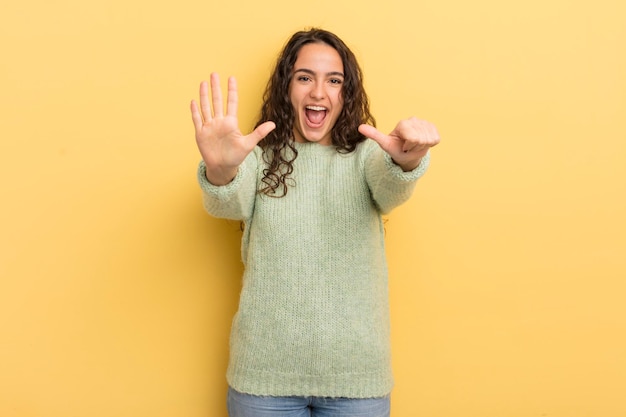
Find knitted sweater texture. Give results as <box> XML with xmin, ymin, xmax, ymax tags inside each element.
<box><xmin>197</xmin><ymin>139</ymin><xmax>429</xmax><ymax>398</ymax></box>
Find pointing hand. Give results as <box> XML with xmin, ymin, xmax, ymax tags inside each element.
<box><xmin>359</xmin><ymin>117</ymin><xmax>440</xmax><ymax>171</ymax></box>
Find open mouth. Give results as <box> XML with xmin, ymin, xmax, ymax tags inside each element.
<box><xmin>305</xmin><ymin>105</ymin><xmax>328</xmax><ymax>127</ymax></box>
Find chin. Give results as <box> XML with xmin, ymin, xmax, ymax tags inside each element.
<box><xmin>306</xmin><ymin>136</ymin><xmax>331</xmax><ymax>145</ymax></box>
<box><xmin>295</xmin><ymin>126</ymin><xmax>332</xmax><ymax>145</ymax></box>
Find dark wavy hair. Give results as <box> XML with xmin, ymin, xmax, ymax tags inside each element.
<box><xmin>255</xmin><ymin>28</ymin><xmax>376</xmax><ymax>197</ymax></box>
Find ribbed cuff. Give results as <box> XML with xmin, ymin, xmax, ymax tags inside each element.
<box><xmin>383</xmin><ymin>151</ymin><xmax>430</xmax><ymax>182</ymax></box>
<box><xmin>197</xmin><ymin>160</ymin><xmax>246</xmax><ymax>202</ymax></box>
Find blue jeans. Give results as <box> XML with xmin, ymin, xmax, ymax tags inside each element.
<box><xmin>227</xmin><ymin>387</ymin><xmax>391</xmax><ymax>417</ymax></box>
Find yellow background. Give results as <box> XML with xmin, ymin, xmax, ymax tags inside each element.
<box><xmin>1</xmin><ymin>0</ymin><xmax>625</xmax><ymax>416</ymax></box>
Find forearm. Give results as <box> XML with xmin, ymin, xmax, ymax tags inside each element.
<box><xmin>366</xmin><ymin>147</ymin><xmax>430</xmax><ymax>214</ymax></box>
<box><xmin>197</xmin><ymin>151</ymin><xmax>258</xmax><ymax>220</ymax></box>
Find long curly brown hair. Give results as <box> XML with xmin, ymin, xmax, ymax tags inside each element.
<box><xmin>255</xmin><ymin>28</ymin><xmax>376</xmax><ymax>197</ymax></box>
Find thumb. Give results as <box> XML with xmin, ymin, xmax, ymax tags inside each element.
<box><xmin>359</xmin><ymin>124</ymin><xmax>390</xmax><ymax>150</ymax></box>
<box><xmin>248</xmin><ymin>121</ymin><xmax>276</xmax><ymax>145</ymax></box>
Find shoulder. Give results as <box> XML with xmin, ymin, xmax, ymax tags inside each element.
<box><xmin>355</xmin><ymin>139</ymin><xmax>382</xmax><ymax>164</ymax></box>
<box><xmin>252</xmin><ymin>145</ymin><xmax>265</xmax><ymax>160</ymax></box>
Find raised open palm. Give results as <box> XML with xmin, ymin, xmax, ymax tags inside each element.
<box><xmin>190</xmin><ymin>73</ymin><xmax>275</xmax><ymax>185</ymax></box>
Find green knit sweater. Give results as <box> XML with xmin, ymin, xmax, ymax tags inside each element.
<box><xmin>197</xmin><ymin>139</ymin><xmax>430</xmax><ymax>398</ymax></box>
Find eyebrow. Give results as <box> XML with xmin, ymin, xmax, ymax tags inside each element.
<box><xmin>293</xmin><ymin>68</ymin><xmax>345</xmax><ymax>78</ymax></box>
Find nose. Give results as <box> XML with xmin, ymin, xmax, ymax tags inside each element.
<box><xmin>309</xmin><ymin>81</ymin><xmax>325</xmax><ymax>100</ymax></box>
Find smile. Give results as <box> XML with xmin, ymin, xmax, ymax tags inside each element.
<box><xmin>305</xmin><ymin>105</ymin><xmax>328</xmax><ymax>127</ymax></box>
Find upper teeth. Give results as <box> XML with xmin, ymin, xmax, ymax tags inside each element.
<box><xmin>306</xmin><ymin>106</ymin><xmax>326</xmax><ymax>111</ymax></box>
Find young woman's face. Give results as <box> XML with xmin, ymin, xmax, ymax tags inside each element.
<box><xmin>289</xmin><ymin>42</ymin><xmax>344</xmax><ymax>146</ymax></box>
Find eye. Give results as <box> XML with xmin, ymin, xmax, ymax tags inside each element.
<box><xmin>297</xmin><ymin>75</ymin><xmax>311</xmax><ymax>82</ymax></box>
<box><xmin>329</xmin><ymin>78</ymin><xmax>343</xmax><ymax>85</ymax></box>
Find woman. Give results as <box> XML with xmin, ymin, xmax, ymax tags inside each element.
<box><xmin>190</xmin><ymin>28</ymin><xmax>439</xmax><ymax>417</ymax></box>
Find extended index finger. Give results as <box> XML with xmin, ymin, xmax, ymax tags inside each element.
<box><xmin>226</xmin><ymin>76</ymin><xmax>238</xmax><ymax>117</ymax></box>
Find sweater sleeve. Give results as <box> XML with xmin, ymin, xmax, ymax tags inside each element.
<box><xmin>196</xmin><ymin>150</ymin><xmax>259</xmax><ymax>221</ymax></box>
<box><xmin>363</xmin><ymin>141</ymin><xmax>430</xmax><ymax>214</ymax></box>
